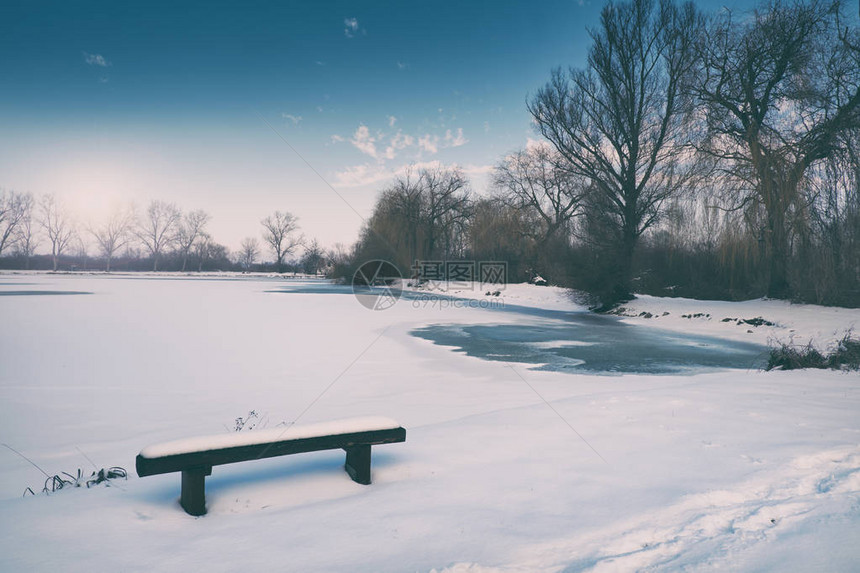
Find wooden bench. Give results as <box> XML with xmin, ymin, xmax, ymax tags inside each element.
<box><xmin>135</xmin><ymin>417</ymin><xmax>406</xmax><ymax>516</ymax></box>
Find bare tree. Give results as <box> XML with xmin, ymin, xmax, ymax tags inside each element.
<box><xmin>137</xmin><ymin>200</ymin><xmax>181</xmax><ymax>271</ymax></box>
<box><xmin>261</xmin><ymin>211</ymin><xmax>302</xmax><ymax>272</ymax></box>
<box><xmin>193</xmin><ymin>232</ymin><xmax>213</xmax><ymax>271</ymax></box>
<box><xmin>74</xmin><ymin>234</ymin><xmax>90</xmax><ymax>270</ymax></box>
<box><xmin>493</xmin><ymin>144</ymin><xmax>590</xmax><ymax>246</ymax></box>
<box><xmin>420</xmin><ymin>166</ymin><xmax>471</xmax><ymax>260</ymax></box>
<box><xmin>693</xmin><ymin>0</ymin><xmax>860</xmax><ymax>298</ymax></box>
<box><xmin>300</xmin><ymin>239</ymin><xmax>325</xmax><ymax>275</ymax></box>
<box><xmin>0</xmin><ymin>189</ymin><xmax>32</xmax><ymax>257</ymax></box>
<box><xmin>39</xmin><ymin>194</ymin><xmax>76</xmax><ymax>271</ymax></box>
<box><xmin>238</xmin><ymin>237</ymin><xmax>260</xmax><ymax>270</ymax></box>
<box><xmin>176</xmin><ymin>209</ymin><xmax>211</xmax><ymax>272</ymax></box>
<box><xmin>12</xmin><ymin>199</ymin><xmax>39</xmax><ymax>269</ymax></box>
<box><xmin>529</xmin><ymin>0</ymin><xmax>703</xmax><ymax>303</ymax></box>
<box><xmin>90</xmin><ymin>207</ymin><xmax>136</xmax><ymax>272</ymax></box>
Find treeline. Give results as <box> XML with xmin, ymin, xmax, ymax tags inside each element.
<box><xmin>339</xmin><ymin>0</ymin><xmax>860</xmax><ymax>308</ymax></box>
<box><xmin>0</xmin><ymin>193</ymin><xmax>337</xmax><ymax>275</ymax></box>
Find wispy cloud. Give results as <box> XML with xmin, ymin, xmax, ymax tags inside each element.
<box><xmin>384</xmin><ymin>131</ymin><xmax>414</xmax><ymax>159</ymax></box>
<box><xmin>444</xmin><ymin>128</ymin><xmax>468</xmax><ymax>148</ymax></box>
<box><xmin>418</xmin><ymin>134</ymin><xmax>439</xmax><ymax>154</ymax></box>
<box><xmin>525</xmin><ymin>137</ymin><xmax>552</xmax><ymax>152</ymax></box>
<box><xmin>350</xmin><ymin>125</ymin><xmax>378</xmax><ymax>158</ymax></box>
<box><xmin>83</xmin><ymin>52</ymin><xmax>110</xmax><ymax>67</ymax></box>
<box><xmin>332</xmin><ymin>163</ymin><xmax>392</xmax><ymax>187</ymax></box>
<box><xmin>344</xmin><ymin>17</ymin><xmax>361</xmax><ymax>38</ymax></box>
<box><xmin>281</xmin><ymin>113</ymin><xmax>303</xmax><ymax>125</ymax></box>
<box><xmin>333</xmin><ymin>160</ymin><xmax>493</xmax><ymax>188</ymax></box>
<box><xmin>331</xmin><ymin>121</ymin><xmax>469</xmax><ymax>162</ymax></box>
<box><xmin>396</xmin><ymin>61</ymin><xmax>408</xmax><ymax>70</ymax></box>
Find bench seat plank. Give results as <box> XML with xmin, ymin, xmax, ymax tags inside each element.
<box><xmin>139</xmin><ymin>416</ymin><xmax>402</xmax><ymax>460</ymax></box>
<box><xmin>135</xmin><ymin>416</ymin><xmax>406</xmax><ymax>516</ymax></box>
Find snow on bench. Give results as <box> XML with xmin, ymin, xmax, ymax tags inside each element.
<box><xmin>136</xmin><ymin>416</ymin><xmax>406</xmax><ymax>516</ymax></box>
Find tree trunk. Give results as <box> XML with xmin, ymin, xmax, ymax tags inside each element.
<box><xmin>765</xmin><ymin>198</ymin><xmax>791</xmax><ymax>299</ymax></box>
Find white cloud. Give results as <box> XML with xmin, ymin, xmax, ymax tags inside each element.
<box><xmin>83</xmin><ymin>52</ymin><xmax>110</xmax><ymax>67</ymax></box>
<box><xmin>397</xmin><ymin>61</ymin><xmax>408</xmax><ymax>70</ymax></box>
<box><xmin>383</xmin><ymin>131</ymin><xmax>414</xmax><ymax>160</ymax></box>
<box><xmin>389</xmin><ymin>131</ymin><xmax>414</xmax><ymax>150</ymax></box>
<box><xmin>344</xmin><ymin>17</ymin><xmax>360</xmax><ymax>38</ymax></box>
<box><xmin>350</xmin><ymin>125</ymin><xmax>378</xmax><ymax>158</ymax></box>
<box><xmin>281</xmin><ymin>113</ymin><xmax>302</xmax><ymax>125</ymax></box>
<box><xmin>333</xmin><ymin>160</ymin><xmax>493</xmax><ymax>189</ymax></box>
<box><xmin>418</xmin><ymin>134</ymin><xmax>439</xmax><ymax>154</ymax></box>
<box><xmin>332</xmin><ymin>163</ymin><xmax>391</xmax><ymax>187</ymax></box>
<box><xmin>525</xmin><ymin>137</ymin><xmax>552</xmax><ymax>152</ymax></box>
<box><xmin>336</xmin><ymin>122</ymin><xmax>468</xmax><ymax>161</ymax></box>
<box><xmin>444</xmin><ymin>128</ymin><xmax>468</xmax><ymax>147</ymax></box>
<box><xmin>462</xmin><ymin>164</ymin><xmax>494</xmax><ymax>176</ymax></box>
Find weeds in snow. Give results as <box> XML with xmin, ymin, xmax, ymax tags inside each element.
<box><xmin>233</xmin><ymin>410</ymin><xmax>260</xmax><ymax>432</ymax></box>
<box><xmin>3</xmin><ymin>443</ymin><xmax>127</xmax><ymax>497</ymax></box>
<box><xmin>230</xmin><ymin>410</ymin><xmax>286</xmax><ymax>432</ymax></box>
<box><xmin>767</xmin><ymin>332</ymin><xmax>860</xmax><ymax>371</ymax></box>
<box><xmin>33</xmin><ymin>467</ymin><xmax>128</xmax><ymax>495</ymax></box>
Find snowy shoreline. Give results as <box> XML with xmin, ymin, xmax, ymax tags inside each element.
<box><xmin>1</xmin><ymin>274</ymin><xmax>858</xmax><ymax>572</ymax></box>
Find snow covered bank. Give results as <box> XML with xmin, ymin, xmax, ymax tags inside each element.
<box><xmin>403</xmin><ymin>281</ymin><xmax>587</xmax><ymax>313</ymax></box>
<box><xmin>0</xmin><ymin>274</ymin><xmax>857</xmax><ymax>572</ymax></box>
<box><xmin>614</xmin><ymin>294</ymin><xmax>860</xmax><ymax>351</ymax></box>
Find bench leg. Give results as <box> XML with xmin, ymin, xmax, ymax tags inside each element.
<box><xmin>344</xmin><ymin>445</ymin><xmax>372</xmax><ymax>485</ymax></box>
<box><xmin>180</xmin><ymin>466</ymin><xmax>212</xmax><ymax>516</ymax></box>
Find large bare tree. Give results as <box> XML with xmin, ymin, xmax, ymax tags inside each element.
<box><xmin>300</xmin><ymin>238</ymin><xmax>325</xmax><ymax>275</ymax></box>
<box><xmin>693</xmin><ymin>0</ymin><xmax>860</xmax><ymax>298</ymax></box>
<box><xmin>38</xmin><ymin>194</ymin><xmax>76</xmax><ymax>271</ymax></box>
<box><xmin>90</xmin><ymin>207</ymin><xmax>136</xmax><ymax>272</ymax></box>
<box><xmin>362</xmin><ymin>166</ymin><xmax>471</xmax><ymax>271</ymax></box>
<box><xmin>176</xmin><ymin>209</ymin><xmax>210</xmax><ymax>271</ymax></box>
<box><xmin>529</xmin><ymin>0</ymin><xmax>702</xmax><ymax>303</ymax></box>
<box><xmin>137</xmin><ymin>200</ymin><xmax>181</xmax><ymax>271</ymax></box>
<box><xmin>418</xmin><ymin>166</ymin><xmax>471</xmax><ymax>260</ymax></box>
<box><xmin>0</xmin><ymin>189</ymin><xmax>32</xmax><ymax>257</ymax></box>
<box><xmin>238</xmin><ymin>237</ymin><xmax>260</xmax><ymax>270</ymax></box>
<box><xmin>12</xmin><ymin>200</ymin><xmax>39</xmax><ymax>269</ymax></box>
<box><xmin>261</xmin><ymin>211</ymin><xmax>302</xmax><ymax>272</ymax></box>
<box><xmin>493</xmin><ymin>144</ymin><xmax>590</xmax><ymax>246</ymax></box>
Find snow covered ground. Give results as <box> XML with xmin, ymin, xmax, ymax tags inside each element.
<box><xmin>0</xmin><ymin>273</ymin><xmax>858</xmax><ymax>572</ymax></box>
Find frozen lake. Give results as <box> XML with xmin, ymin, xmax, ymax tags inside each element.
<box><xmin>1</xmin><ymin>273</ymin><xmax>857</xmax><ymax>572</ymax></box>
<box><xmin>269</xmin><ymin>281</ymin><xmax>767</xmax><ymax>374</ymax></box>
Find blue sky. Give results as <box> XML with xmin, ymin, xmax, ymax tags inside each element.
<box><xmin>0</xmin><ymin>0</ymin><xmax>757</xmax><ymax>252</ymax></box>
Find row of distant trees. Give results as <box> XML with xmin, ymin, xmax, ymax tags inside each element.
<box><xmin>342</xmin><ymin>0</ymin><xmax>860</xmax><ymax>308</ymax></box>
<box><xmin>0</xmin><ymin>192</ymin><xmax>335</xmax><ymax>274</ymax></box>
